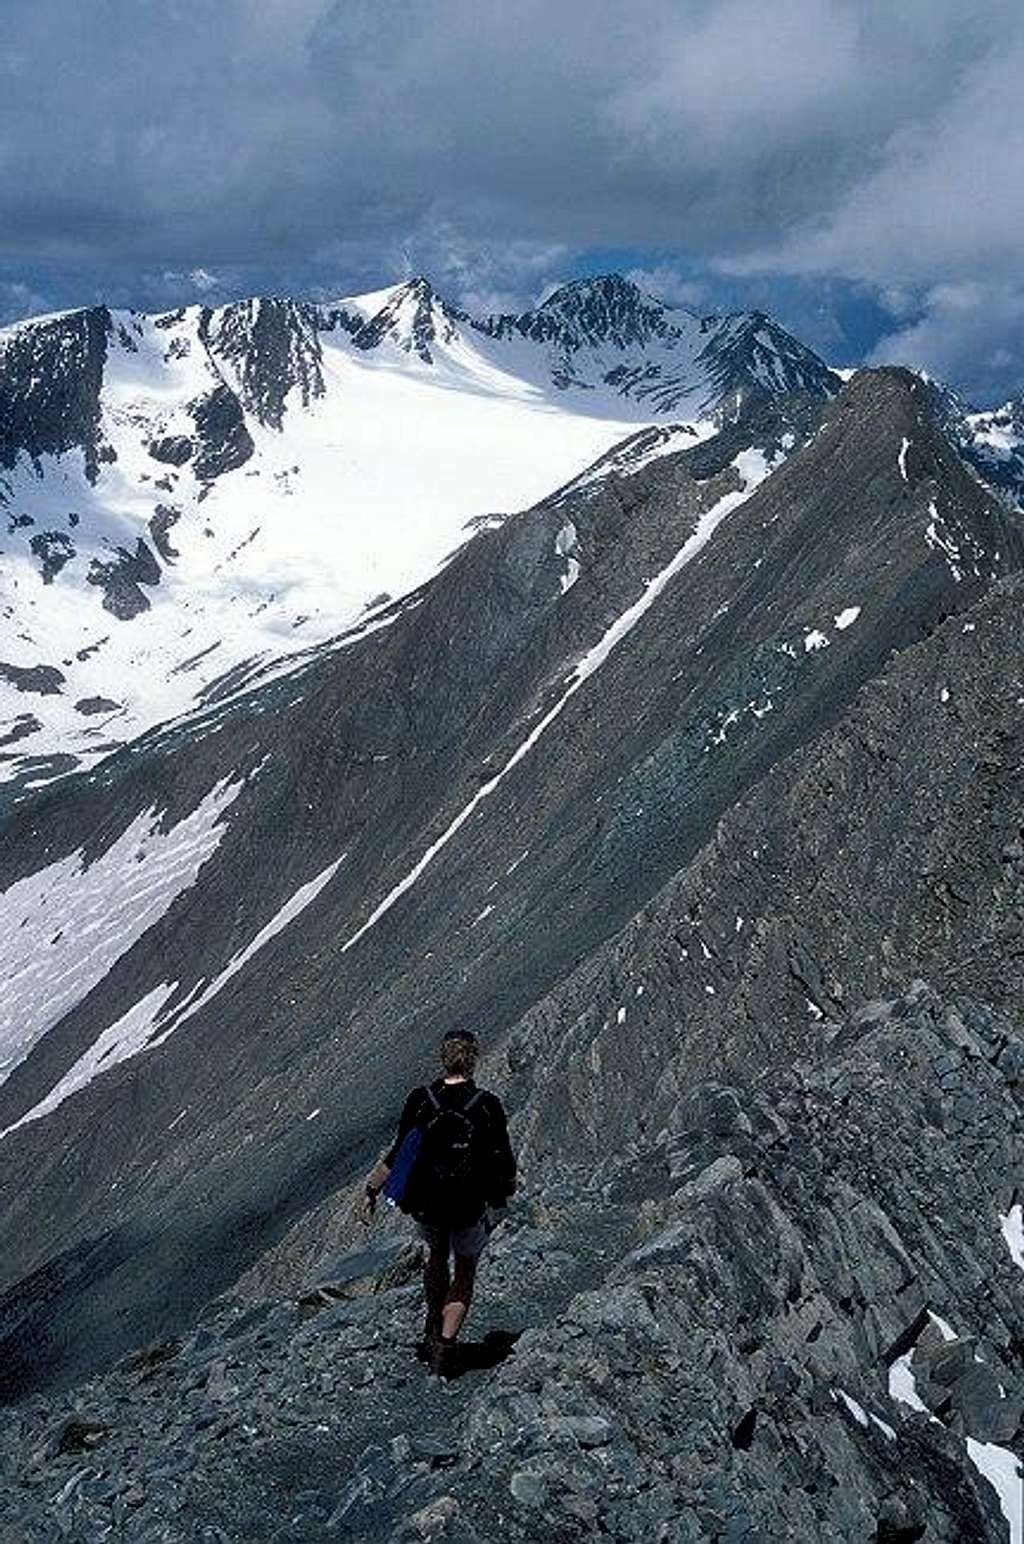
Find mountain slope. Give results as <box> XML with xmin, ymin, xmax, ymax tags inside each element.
<box><xmin>0</xmin><ymin>367</ymin><xmax>1020</xmax><ymax>1415</ymax></box>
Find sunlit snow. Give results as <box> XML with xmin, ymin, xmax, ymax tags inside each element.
<box><xmin>0</xmin><ymin>291</ymin><xmax>654</xmax><ymax>783</ymax></box>
<box><xmin>966</xmin><ymin>1438</ymin><xmax>1023</xmax><ymax>1543</ymax></box>
<box><xmin>2</xmin><ymin>853</ymin><xmax>344</xmax><ymax>1136</ymax></box>
<box><xmin>1001</xmin><ymin>1203</ymin><xmax>1024</xmax><ymax>1271</ymax></box>
<box><xmin>0</xmin><ymin>776</ymin><xmax>241</xmax><ymax>1088</ymax></box>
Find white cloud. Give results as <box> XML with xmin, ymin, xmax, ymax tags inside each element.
<box><xmin>869</xmin><ymin>282</ymin><xmax>1024</xmax><ymax>405</ymax></box>
<box><xmin>0</xmin><ymin>279</ymin><xmax>54</xmax><ymax>324</ymax></box>
<box><xmin>0</xmin><ymin>0</ymin><xmax>1022</xmax><ymax>399</ymax></box>
<box><xmin>725</xmin><ymin>15</ymin><xmax>1024</xmax><ymax>290</ymax></box>
<box><xmin>625</xmin><ymin>265</ymin><xmax>707</xmax><ymax>310</ymax></box>
<box><xmin>160</xmin><ymin>267</ymin><xmax>224</xmax><ymax>296</ymax></box>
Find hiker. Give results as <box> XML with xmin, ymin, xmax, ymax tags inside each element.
<box><xmin>358</xmin><ymin>1030</ymin><xmax>516</xmax><ymax>1374</ymax></box>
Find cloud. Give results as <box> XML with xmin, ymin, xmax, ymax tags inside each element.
<box><xmin>724</xmin><ymin>15</ymin><xmax>1024</xmax><ymax>291</ymax></box>
<box><xmin>0</xmin><ymin>0</ymin><xmax>1021</xmax><ymax>397</ymax></box>
<box><xmin>0</xmin><ymin>279</ymin><xmax>57</xmax><ymax>326</ymax></box>
<box><xmin>0</xmin><ymin>2</ymin><xmax>1015</xmax><ymax>266</ymax></box>
<box><xmin>381</xmin><ymin>225</ymin><xmax>570</xmax><ymax>316</ymax></box>
<box><xmin>868</xmin><ymin>283</ymin><xmax>1024</xmax><ymax>405</ymax></box>
<box><xmin>624</xmin><ymin>266</ymin><xmax>708</xmax><ymax>311</ymax></box>
<box><xmin>160</xmin><ymin>268</ymin><xmax>225</xmax><ymax>297</ymax></box>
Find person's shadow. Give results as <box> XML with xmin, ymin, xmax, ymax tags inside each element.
<box><xmin>443</xmin><ymin>1329</ymin><xmax>520</xmax><ymax>1378</ymax></box>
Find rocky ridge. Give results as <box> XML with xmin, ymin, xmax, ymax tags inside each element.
<box><xmin>0</xmin><ymin>985</ymin><xmax>1019</xmax><ymax>1541</ymax></box>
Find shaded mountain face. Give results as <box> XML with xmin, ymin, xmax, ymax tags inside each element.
<box><xmin>0</xmin><ymin>274</ymin><xmax>840</xmax><ymax>790</ymax></box>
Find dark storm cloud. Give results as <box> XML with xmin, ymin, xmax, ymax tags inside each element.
<box><xmin>2</xmin><ymin>0</ymin><xmax>1023</xmax><ymax>398</ymax></box>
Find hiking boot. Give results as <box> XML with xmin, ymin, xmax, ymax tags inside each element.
<box><xmin>417</xmin><ymin>1310</ymin><xmax>443</xmax><ymax>1363</ymax></box>
<box><xmin>416</xmin><ymin>1332</ymin><xmax>440</xmax><ymax>1364</ymax></box>
<box><xmin>428</xmin><ymin>1335</ymin><xmax>457</xmax><ymax>1377</ymax></box>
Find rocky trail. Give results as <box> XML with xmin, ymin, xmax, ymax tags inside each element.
<box><xmin>2</xmin><ymin>984</ymin><xmax>1019</xmax><ymax>1542</ymax></box>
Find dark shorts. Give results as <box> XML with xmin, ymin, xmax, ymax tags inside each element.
<box><xmin>418</xmin><ymin>1217</ymin><xmax>488</xmax><ymax>1259</ymax></box>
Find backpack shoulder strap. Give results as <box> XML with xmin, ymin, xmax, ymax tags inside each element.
<box><xmin>422</xmin><ymin>1086</ymin><xmax>442</xmax><ymax>1117</ymax></box>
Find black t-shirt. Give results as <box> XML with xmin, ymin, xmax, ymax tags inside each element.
<box><xmin>384</xmin><ymin>1078</ymin><xmax>517</xmax><ymax>1219</ymax></box>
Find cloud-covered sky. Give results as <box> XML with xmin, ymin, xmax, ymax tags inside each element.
<box><xmin>2</xmin><ymin>0</ymin><xmax>1021</xmax><ymax>400</ymax></box>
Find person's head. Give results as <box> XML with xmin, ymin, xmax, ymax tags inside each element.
<box><xmin>440</xmin><ymin>1029</ymin><xmax>479</xmax><ymax>1079</ymax></box>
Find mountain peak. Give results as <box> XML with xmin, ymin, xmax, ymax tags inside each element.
<box><xmin>394</xmin><ymin>274</ymin><xmax>437</xmax><ymax>301</ymax></box>
<box><xmin>540</xmin><ymin>272</ymin><xmax>647</xmax><ymax>308</ymax></box>
<box><xmin>492</xmin><ymin>272</ymin><xmax>670</xmax><ymax>353</ymax></box>
<box><xmin>348</xmin><ymin>274</ymin><xmax>458</xmax><ymax>363</ymax></box>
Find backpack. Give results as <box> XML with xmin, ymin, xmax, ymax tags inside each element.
<box><xmin>397</xmin><ymin>1086</ymin><xmax>489</xmax><ymax>1221</ymax></box>
<box><xmin>380</xmin><ymin>1124</ymin><xmax>425</xmax><ymax>1212</ymax></box>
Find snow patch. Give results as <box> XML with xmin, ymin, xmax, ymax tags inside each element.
<box><xmin>965</xmin><ymin>1439</ymin><xmax>1023</xmax><ymax>1543</ymax></box>
<box><xmin>0</xmin><ymin>777</ymin><xmax>241</xmax><ymax>1089</ymax></box>
<box><xmin>831</xmin><ymin>1388</ymin><xmax>893</xmax><ymax>1439</ymax></box>
<box><xmin>804</xmin><ymin>629</ymin><xmax>829</xmax><ymax>652</ymax></box>
<box><xmin>2</xmin><ymin>854</ymin><xmax>344</xmax><ymax>1136</ymax></box>
<box><xmin>888</xmin><ymin>1352</ymin><xmax>930</xmax><ymax>1415</ymax></box>
<box><xmin>834</xmin><ymin>606</ymin><xmax>861</xmax><ymax>631</ymax></box>
<box><xmin>555</xmin><ymin>520</ymin><xmax>581</xmax><ymax>593</ymax></box>
<box><xmin>898</xmin><ymin>437</ymin><xmax>910</xmax><ymax>482</ymax></box>
<box><xmin>928</xmin><ymin>1310</ymin><xmax>958</xmax><ymax>1343</ymax></box>
<box><xmin>1000</xmin><ymin>1203</ymin><xmax>1024</xmax><ymax>1271</ymax></box>
<box><xmin>888</xmin><ymin>1316</ymin><xmax>1022</xmax><ymax>1539</ymax></box>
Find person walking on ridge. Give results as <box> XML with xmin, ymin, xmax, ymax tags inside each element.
<box><xmin>359</xmin><ymin>1030</ymin><xmax>517</xmax><ymax>1375</ymax></box>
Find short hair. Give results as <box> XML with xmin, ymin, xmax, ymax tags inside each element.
<box><xmin>440</xmin><ymin>1030</ymin><xmax>479</xmax><ymax>1076</ymax></box>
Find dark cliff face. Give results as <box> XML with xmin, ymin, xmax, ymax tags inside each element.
<box><xmin>200</xmin><ymin>297</ymin><xmax>326</xmax><ymax>429</ymax></box>
<box><xmin>0</xmin><ymin>307</ymin><xmax>111</xmax><ymax>478</ymax></box>
<box><xmin>187</xmin><ymin>382</ymin><xmax>255</xmax><ymax>480</ymax></box>
<box><xmin>0</xmin><ymin>367</ymin><xmax>1021</xmax><ymax>1423</ymax></box>
<box><xmin>483</xmin><ymin>275</ymin><xmax>676</xmax><ymax>352</ymax></box>
<box><xmin>694</xmin><ymin>309</ymin><xmax>840</xmax><ymax>415</ymax></box>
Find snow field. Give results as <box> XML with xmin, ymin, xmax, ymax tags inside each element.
<box><xmin>0</xmin><ymin>291</ymin><xmax>671</xmax><ymax>784</ymax></box>
<box><xmin>0</xmin><ymin>776</ymin><xmax>241</xmax><ymax>1088</ymax></box>
<box><xmin>2</xmin><ymin>854</ymin><xmax>345</xmax><ymax>1137</ymax></box>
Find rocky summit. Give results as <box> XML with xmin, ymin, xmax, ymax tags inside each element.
<box><xmin>0</xmin><ymin>274</ymin><xmax>1021</xmax><ymax>1542</ymax></box>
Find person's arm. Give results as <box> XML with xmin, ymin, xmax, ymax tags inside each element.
<box><xmin>485</xmin><ymin>1094</ymin><xmax>517</xmax><ymax>1205</ymax></box>
<box><xmin>357</xmin><ymin>1088</ymin><xmax>422</xmax><ymax>1221</ymax></box>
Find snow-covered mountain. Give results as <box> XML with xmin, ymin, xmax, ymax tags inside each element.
<box><xmin>0</xmin><ymin>275</ymin><xmax>839</xmax><ymax>788</ymax></box>
<box><xmin>959</xmin><ymin>393</ymin><xmax>1024</xmax><ymax>505</ymax></box>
